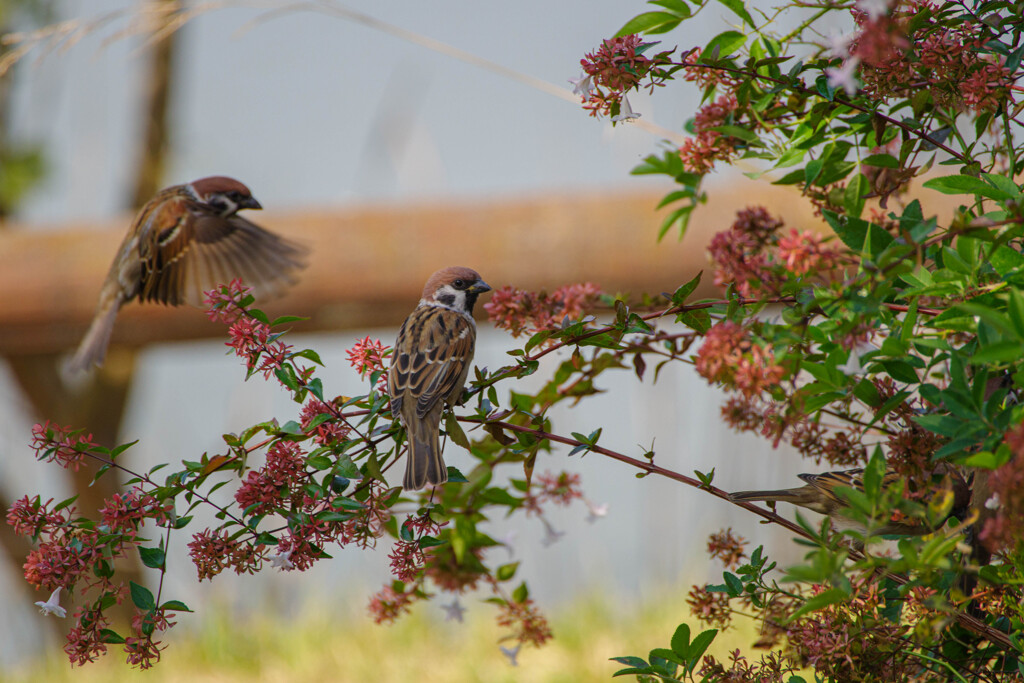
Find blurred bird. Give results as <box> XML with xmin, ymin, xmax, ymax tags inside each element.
<box><xmin>388</xmin><ymin>266</ymin><xmax>491</xmax><ymax>490</ymax></box>
<box><xmin>68</xmin><ymin>176</ymin><xmax>307</xmax><ymax>372</ymax></box>
<box><xmin>729</xmin><ymin>466</ymin><xmax>971</xmax><ymax>538</ymax></box>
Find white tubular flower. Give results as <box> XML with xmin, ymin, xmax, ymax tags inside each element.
<box><xmin>35</xmin><ymin>587</ymin><xmax>67</xmax><ymax>618</ymax></box>
<box><xmin>611</xmin><ymin>95</ymin><xmax>641</xmax><ymax>123</ymax></box>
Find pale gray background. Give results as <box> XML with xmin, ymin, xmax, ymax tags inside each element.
<box><xmin>0</xmin><ymin>0</ymin><xmax>847</xmax><ymax>668</ymax></box>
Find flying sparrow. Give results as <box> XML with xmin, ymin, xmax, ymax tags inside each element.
<box><xmin>388</xmin><ymin>266</ymin><xmax>491</xmax><ymax>490</ymax></box>
<box><xmin>729</xmin><ymin>466</ymin><xmax>970</xmax><ymax>539</ymax></box>
<box><xmin>68</xmin><ymin>176</ymin><xmax>307</xmax><ymax>372</ymax></box>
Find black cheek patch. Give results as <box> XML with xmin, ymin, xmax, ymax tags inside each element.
<box><xmin>437</xmin><ymin>293</ymin><xmax>456</xmax><ymax>307</ymax></box>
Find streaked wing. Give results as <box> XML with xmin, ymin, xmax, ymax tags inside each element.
<box><xmin>802</xmin><ymin>468</ymin><xmax>908</xmax><ymax>506</ymax></box>
<box><xmin>389</xmin><ymin>306</ymin><xmax>476</xmax><ymax>420</ymax></box>
<box><xmin>138</xmin><ymin>201</ymin><xmax>307</xmax><ymax>306</ymax></box>
<box><xmin>801</xmin><ymin>468</ymin><xmax>865</xmax><ymax>506</ymax></box>
<box><xmin>135</xmin><ymin>194</ymin><xmax>193</xmax><ymax>305</ymax></box>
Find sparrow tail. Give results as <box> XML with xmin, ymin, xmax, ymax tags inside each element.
<box><xmin>404</xmin><ymin>419</ymin><xmax>448</xmax><ymax>490</ymax></box>
<box><xmin>729</xmin><ymin>489</ymin><xmax>810</xmax><ymax>505</ymax></box>
<box><xmin>67</xmin><ymin>295</ymin><xmax>121</xmax><ymax>373</ymax></box>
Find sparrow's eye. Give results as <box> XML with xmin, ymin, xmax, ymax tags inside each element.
<box><xmin>453</xmin><ymin>279</ymin><xmax>466</xmax><ymax>289</ymax></box>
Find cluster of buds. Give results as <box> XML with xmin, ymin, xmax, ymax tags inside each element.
<box><xmin>484</xmin><ymin>282</ymin><xmax>602</xmax><ymax>338</ymax></box>
<box><xmin>573</xmin><ymin>34</ymin><xmax>673</xmax><ymax>122</ymax></box>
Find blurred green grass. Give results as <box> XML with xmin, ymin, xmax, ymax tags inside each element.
<box><xmin>5</xmin><ymin>585</ymin><xmax>762</xmax><ymax>682</ymax></box>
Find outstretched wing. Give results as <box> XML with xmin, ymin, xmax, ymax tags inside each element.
<box><xmin>136</xmin><ymin>198</ymin><xmax>307</xmax><ymax>306</ymax></box>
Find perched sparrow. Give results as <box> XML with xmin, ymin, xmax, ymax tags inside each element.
<box><xmin>388</xmin><ymin>266</ymin><xmax>491</xmax><ymax>490</ymax></box>
<box><xmin>729</xmin><ymin>466</ymin><xmax>970</xmax><ymax>538</ymax></box>
<box><xmin>68</xmin><ymin>176</ymin><xmax>307</xmax><ymax>372</ymax></box>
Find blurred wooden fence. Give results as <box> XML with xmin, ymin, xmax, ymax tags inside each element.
<box><xmin>0</xmin><ymin>182</ymin><xmax>828</xmax><ymax>357</ymax></box>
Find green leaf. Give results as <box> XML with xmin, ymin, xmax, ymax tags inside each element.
<box><xmin>708</xmin><ymin>125</ymin><xmax>757</xmax><ymax>142</ymax></box>
<box><xmin>913</xmin><ymin>413</ymin><xmax>965</xmax><ymax>437</ymax></box>
<box><xmin>804</xmin><ymin>158</ymin><xmax>823</xmax><ymax>186</ymax></box>
<box><xmin>306</xmin><ymin>454</ymin><xmax>333</xmax><ymax>470</ymax></box>
<box><xmin>787</xmin><ymin>587</ymin><xmax>849</xmax><ymax>622</ymax></box>
<box><xmin>853</xmin><ymin>379</ymin><xmax>882</xmax><ymax>407</ymax></box>
<box><xmin>270</xmin><ymin>315</ymin><xmax>307</xmax><ymax>326</ymax></box>
<box><xmin>496</xmin><ymin>562</ymin><xmax>519</xmax><ymax>581</ymax></box>
<box><xmin>715</xmin><ymin>0</ymin><xmax>755</xmax><ymax>27</ymax></box>
<box><xmin>129</xmin><ymin>581</ymin><xmax>156</xmax><ymax>611</ymax></box>
<box><xmin>955</xmin><ymin>302</ymin><xmax>1017</xmax><ymax>338</ymax></box>
<box><xmin>99</xmin><ymin>629</ymin><xmax>126</xmax><ymax>645</ymax></box>
<box><xmin>615</xmin><ymin>11</ymin><xmax>683</xmax><ymax>37</ymax></box>
<box><xmin>677</xmin><ymin>309</ymin><xmax>711</xmax><ymax>334</ymax></box>
<box><xmin>160</xmin><ymin>600</ymin><xmax>193</xmax><ymax>612</ymax></box>
<box><xmin>278</xmin><ymin>420</ymin><xmax>304</xmax><ymax>436</ymax></box>
<box><xmin>446</xmin><ymin>466</ymin><xmax>469</xmax><ymax>483</ymax></box>
<box><xmin>669</xmin><ymin>271</ymin><xmax>703</xmax><ymax>304</ymax></box>
<box><xmin>444</xmin><ymin>412</ymin><xmax>470</xmax><ymax>449</ymax></box>
<box><xmin>879</xmin><ymin>359</ymin><xmax>920</xmax><ymax>384</ymax></box>
<box><xmin>982</xmin><ymin>173</ymin><xmax>1021</xmax><ymax>199</ymax></box>
<box><xmin>687</xmin><ymin>629</ymin><xmax>718</xmax><ymax>670</ymax></box>
<box><xmin>649</xmin><ymin>647</ymin><xmax>684</xmax><ymax>666</ymax></box>
<box><xmin>292</xmin><ymin>348</ymin><xmax>324</xmax><ymax>366</ymax></box>
<box><xmin>969</xmin><ymin>341</ymin><xmax>1024</xmax><ymax>364</ymax></box>
<box><xmin>922</xmin><ymin>175</ymin><xmax>1013</xmax><ymax>201</ymax></box>
<box><xmin>861</xmin><ymin>154</ymin><xmax>900</xmax><ymax>168</ymax></box>
<box><xmin>138</xmin><ymin>546</ymin><xmax>165</xmax><ymax>570</ymax></box>
<box><xmin>822</xmin><ymin>211</ymin><xmax>893</xmax><ymax>257</ymax></box>
<box><xmin>704</xmin><ymin>30</ymin><xmax>747</xmax><ymax>58</ymax></box>
<box><xmin>670</xmin><ymin>623</ymin><xmax>690</xmax><ymax>658</ymax></box>
<box><xmin>649</xmin><ymin>0</ymin><xmax>691</xmax><ymax>14</ymax></box>
<box><xmin>843</xmin><ymin>173</ymin><xmax>868</xmax><ymax>219</ymax></box>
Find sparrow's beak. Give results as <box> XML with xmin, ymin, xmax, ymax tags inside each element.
<box><xmin>240</xmin><ymin>196</ymin><xmax>263</xmax><ymax>210</ymax></box>
<box><xmin>470</xmin><ymin>280</ymin><xmax>492</xmax><ymax>294</ymax></box>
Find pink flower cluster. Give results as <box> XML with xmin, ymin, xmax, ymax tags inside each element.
<box><xmin>190</xmin><ymin>475</ymin><xmax>392</xmax><ymax>582</ymax></box>
<box><xmin>30</xmin><ymin>421</ymin><xmax>95</xmax><ymax>471</ymax></box>
<box><xmin>694</xmin><ymin>321</ymin><xmax>786</xmax><ymax>398</ymax></box>
<box><xmin>99</xmin><ymin>487</ymin><xmax>171</xmax><ymax>538</ymax></box>
<box><xmin>786</xmin><ymin>579</ymin><xmax>910</xmax><ymax>680</ymax></box>
<box><xmin>707</xmin><ymin>207</ymin><xmax>842</xmax><ymax>295</ymax></box>
<box><xmin>678</xmin><ymin>94</ymin><xmax>742</xmax><ymax>174</ymax></box>
<box><xmin>776</xmin><ymin>229</ymin><xmax>841</xmax><ymax>275</ymax></box>
<box><xmin>186</xmin><ymin>528</ymin><xmax>261</xmax><ymax>581</ymax></box>
<box><xmin>64</xmin><ymin>606</ymin><xmax>113</xmax><ymax>666</ymax></box>
<box><xmin>707</xmin><ymin>207</ymin><xmax>783</xmax><ymax>296</ymax></box>
<box><xmin>9</xmin><ymin>487</ymin><xmax>170</xmax><ymax>595</ymax></box>
<box><xmin>205</xmin><ymin>279</ymin><xmax>295</xmax><ymax>380</ymax></box>
<box><xmin>533</xmin><ymin>471</ymin><xmax>583</xmax><ymax>507</ymax></box>
<box><xmin>203</xmin><ymin>278</ymin><xmax>252</xmax><ymax>324</ymax></box>
<box><xmin>234</xmin><ymin>440</ymin><xmax>306</xmax><ymax>517</ymax></box>
<box><xmin>124</xmin><ymin>608</ymin><xmax>175</xmax><ymax>669</ymax></box>
<box><xmin>979</xmin><ymin>423</ymin><xmax>1024</xmax><ymax>552</ymax></box>
<box><xmin>6</xmin><ymin>495</ymin><xmax>67</xmax><ymax>538</ymax></box>
<box><xmin>484</xmin><ymin>282</ymin><xmax>603</xmax><ymax>338</ymax></box>
<box><xmin>9</xmin><ymin>482</ymin><xmax>180</xmax><ymax>668</ymax></box>
<box><xmin>387</xmin><ymin>513</ymin><xmax>442</xmax><ymax>582</ymax></box>
<box><xmin>367</xmin><ymin>584</ymin><xmax>414</xmax><ymax>624</ymax></box>
<box><xmin>347</xmin><ymin>336</ymin><xmax>390</xmax><ymax>390</ymax></box>
<box><xmin>850</xmin><ymin>1</ymin><xmax>1016</xmax><ymax>112</ymax></box>
<box><xmin>299</xmin><ymin>398</ymin><xmax>350</xmax><ymax>446</ymax></box>
<box><xmin>577</xmin><ymin>34</ymin><xmax>670</xmax><ymax>118</ymax></box>
<box><xmin>495</xmin><ymin>596</ymin><xmax>553</xmax><ymax>648</ymax></box>
<box><xmin>679</xmin><ymin>48</ymin><xmax>743</xmax><ymax>90</ymax></box>
<box><xmin>226</xmin><ymin>318</ymin><xmax>292</xmax><ymax>379</ymax></box>
<box><xmin>706</xmin><ymin>528</ymin><xmax>747</xmax><ymax>569</ymax></box>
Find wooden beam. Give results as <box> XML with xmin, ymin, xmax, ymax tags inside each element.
<box><xmin>0</xmin><ymin>183</ymin><xmax>829</xmax><ymax>356</ymax></box>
